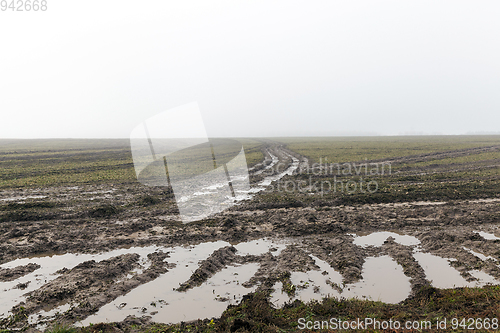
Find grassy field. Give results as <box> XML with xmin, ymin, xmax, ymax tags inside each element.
<box><xmin>4</xmin><ymin>136</ymin><xmax>497</xmax><ymax>189</ymax></box>
<box><xmin>277</xmin><ymin>135</ymin><xmax>500</xmax><ymax>164</ymax></box>
<box><xmin>0</xmin><ymin>139</ymin><xmax>265</xmax><ymax>189</ymax></box>
<box><xmin>247</xmin><ymin>135</ymin><xmax>500</xmax><ymax>206</ymax></box>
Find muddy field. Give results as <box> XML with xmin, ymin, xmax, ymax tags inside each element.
<box><xmin>0</xmin><ymin>138</ymin><xmax>499</xmax><ymax>332</ymax></box>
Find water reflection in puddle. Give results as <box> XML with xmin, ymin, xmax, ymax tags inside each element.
<box><xmin>288</xmin><ymin>256</ymin><xmax>342</xmax><ymax>304</ymax></box>
<box><xmin>77</xmin><ymin>240</ymin><xmax>232</xmax><ymax>325</ymax></box>
<box><xmin>246</xmin><ymin>153</ymin><xmax>300</xmax><ymax>194</ymax></box>
<box><xmin>252</xmin><ymin>153</ymin><xmax>279</xmax><ymax>176</ymax></box>
<box><xmin>352</xmin><ymin>232</ymin><xmax>420</xmax><ymax>247</ymax></box>
<box><xmin>272</xmin><ymin>255</ymin><xmax>410</xmax><ymax>306</ymax></box>
<box><xmin>270</xmin><ymin>282</ymin><xmax>290</xmax><ymax>308</ymax></box>
<box><xmin>78</xmin><ymin>240</ymin><xmax>285</xmax><ymax>325</ymax></box>
<box><xmin>233</xmin><ymin>238</ymin><xmax>290</xmax><ymax>256</ymax></box>
<box><xmin>28</xmin><ymin>303</ymin><xmax>73</xmax><ymax>330</ymax></box>
<box><xmin>258</xmin><ymin>153</ymin><xmax>299</xmax><ymax>187</ymax></box>
<box><xmin>463</xmin><ymin>247</ymin><xmax>498</xmax><ymax>262</ymax></box>
<box><xmin>175</xmin><ymin>149</ymin><xmax>300</xmax><ymax>209</ymax></box>
<box><xmin>469</xmin><ymin>270</ymin><xmax>498</xmax><ymax>285</ymax></box>
<box><xmin>413</xmin><ymin>252</ymin><xmax>498</xmax><ymax>288</ymax></box>
<box><xmin>81</xmin><ymin>263</ymin><xmax>259</xmax><ymax>325</ymax></box>
<box><xmin>475</xmin><ymin>231</ymin><xmax>500</xmax><ymax>241</ymax></box>
<box><xmin>343</xmin><ymin>256</ymin><xmax>411</xmax><ymax>303</ymax></box>
<box><xmin>1</xmin><ymin>238</ymin><xmax>289</xmax><ymax>325</ymax></box>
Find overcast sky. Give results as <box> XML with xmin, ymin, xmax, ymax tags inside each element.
<box><xmin>1</xmin><ymin>0</ymin><xmax>499</xmax><ymax>138</ymax></box>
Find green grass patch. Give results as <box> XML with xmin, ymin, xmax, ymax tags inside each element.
<box><xmin>45</xmin><ymin>325</ymin><xmax>78</xmax><ymax>333</ymax></box>
<box><xmin>278</xmin><ymin>135</ymin><xmax>500</xmax><ymax>164</ymax></box>
<box><xmin>0</xmin><ymin>139</ymin><xmax>265</xmax><ymax>189</ymax></box>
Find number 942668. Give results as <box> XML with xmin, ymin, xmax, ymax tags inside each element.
<box><xmin>451</xmin><ymin>318</ymin><xmax>498</xmax><ymax>330</ymax></box>
<box><xmin>1</xmin><ymin>0</ymin><xmax>47</xmax><ymax>11</ymax></box>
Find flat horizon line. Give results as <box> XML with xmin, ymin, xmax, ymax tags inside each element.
<box><xmin>1</xmin><ymin>133</ymin><xmax>500</xmax><ymax>140</ymax></box>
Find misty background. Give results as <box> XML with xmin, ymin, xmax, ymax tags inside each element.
<box><xmin>0</xmin><ymin>0</ymin><xmax>499</xmax><ymax>139</ymax></box>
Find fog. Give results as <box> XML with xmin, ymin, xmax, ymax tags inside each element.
<box><xmin>1</xmin><ymin>0</ymin><xmax>499</xmax><ymax>138</ymax></box>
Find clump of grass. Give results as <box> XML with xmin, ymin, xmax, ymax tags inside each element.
<box><xmin>88</xmin><ymin>204</ymin><xmax>120</xmax><ymax>218</ymax></box>
<box><xmin>282</xmin><ymin>282</ymin><xmax>296</xmax><ymax>297</ymax></box>
<box><xmin>138</xmin><ymin>195</ymin><xmax>161</xmax><ymax>207</ymax></box>
<box><xmin>277</xmin><ymin>272</ymin><xmax>296</xmax><ymax>297</ymax></box>
<box><xmin>79</xmin><ymin>323</ymin><xmax>118</xmax><ymax>333</ymax></box>
<box><xmin>44</xmin><ymin>324</ymin><xmax>77</xmax><ymax>333</ymax></box>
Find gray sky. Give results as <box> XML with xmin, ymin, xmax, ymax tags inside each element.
<box><xmin>1</xmin><ymin>0</ymin><xmax>499</xmax><ymax>138</ymax></box>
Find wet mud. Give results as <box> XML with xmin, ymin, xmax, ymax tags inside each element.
<box><xmin>0</xmin><ymin>143</ymin><xmax>499</xmax><ymax>330</ymax></box>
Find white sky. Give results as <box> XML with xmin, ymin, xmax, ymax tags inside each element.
<box><xmin>1</xmin><ymin>0</ymin><xmax>499</xmax><ymax>138</ymax></box>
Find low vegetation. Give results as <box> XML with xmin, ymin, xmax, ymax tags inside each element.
<box><xmin>0</xmin><ymin>139</ymin><xmax>265</xmax><ymax>189</ymax></box>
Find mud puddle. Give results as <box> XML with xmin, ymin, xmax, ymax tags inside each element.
<box><xmin>475</xmin><ymin>231</ymin><xmax>500</xmax><ymax>241</ymax></box>
<box><xmin>173</xmin><ymin>150</ymin><xmax>299</xmax><ymax>218</ymax></box>
<box><xmin>354</xmin><ymin>231</ymin><xmax>500</xmax><ymax>289</ymax></box>
<box><xmin>2</xmin><ymin>238</ymin><xmax>293</xmax><ymax>326</ymax></box>
<box><xmin>28</xmin><ymin>303</ymin><xmax>73</xmax><ymax>330</ymax></box>
<box><xmin>272</xmin><ymin>255</ymin><xmax>411</xmax><ymax>306</ymax></box>
<box><xmin>352</xmin><ymin>232</ymin><xmax>420</xmax><ymax>247</ymax></box>
<box><xmin>79</xmin><ymin>238</ymin><xmax>295</xmax><ymax>325</ymax></box>
<box><xmin>252</xmin><ymin>153</ymin><xmax>279</xmax><ymax>176</ymax></box>
<box><xmin>342</xmin><ymin>256</ymin><xmax>411</xmax><ymax>303</ymax></box>
<box><xmin>231</xmin><ymin>152</ymin><xmax>299</xmax><ymax>200</ymax></box>
<box><xmin>286</xmin><ymin>255</ymin><xmax>343</xmax><ymax>304</ymax></box>
<box><xmin>232</xmin><ymin>238</ymin><xmax>289</xmax><ymax>256</ymax></box>
<box><xmin>463</xmin><ymin>247</ymin><xmax>498</xmax><ymax>262</ymax></box>
<box><xmin>0</xmin><ymin>246</ymin><xmax>159</xmax><ymax>317</ymax></box>
<box><xmin>413</xmin><ymin>251</ymin><xmax>498</xmax><ymax>288</ymax></box>
<box><xmin>257</xmin><ymin>153</ymin><xmax>299</xmax><ymax>188</ymax></box>
<box><xmin>271</xmin><ymin>231</ymin><xmax>500</xmax><ymax>308</ymax></box>
<box><xmin>77</xmin><ymin>241</ymin><xmax>234</xmax><ymax>325</ymax></box>
<box><xmin>3</xmin><ymin>229</ymin><xmax>500</xmax><ymax>327</ymax></box>
<box><xmin>81</xmin><ymin>263</ymin><xmax>260</xmax><ymax>325</ymax></box>
<box><xmin>79</xmin><ymin>238</ymin><xmax>290</xmax><ymax>325</ymax></box>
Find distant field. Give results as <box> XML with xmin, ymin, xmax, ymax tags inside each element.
<box><xmin>2</xmin><ymin>136</ymin><xmax>499</xmax><ymax>202</ymax></box>
<box><xmin>250</xmin><ymin>135</ymin><xmax>500</xmax><ymax>205</ymax></box>
<box><xmin>0</xmin><ymin>139</ymin><xmax>265</xmax><ymax>188</ymax></box>
<box><xmin>277</xmin><ymin>136</ymin><xmax>500</xmax><ymax>164</ymax></box>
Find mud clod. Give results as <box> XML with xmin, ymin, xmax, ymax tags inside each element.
<box><xmin>177</xmin><ymin>246</ymin><xmax>243</xmax><ymax>292</ymax></box>
<box><xmin>0</xmin><ymin>263</ymin><xmax>40</xmax><ymax>282</ymax></box>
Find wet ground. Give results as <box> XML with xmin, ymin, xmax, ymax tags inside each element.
<box><xmin>0</xmin><ymin>143</ymin><xmax>500</xmax><ymax>330</ymax></box>
<box><xmin>2</xmin><ymin>224</ymin><xmax>500</xmax><ymax>330</ymax></box>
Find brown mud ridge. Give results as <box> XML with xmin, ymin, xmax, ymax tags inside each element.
<box><xmin>0</xmin><ymin>144</ymin><xmax>499</xmax><ymax>330</ymax></box>
<box><xmin>0</xmin><ymin>263</ymin><xmax>40</xmax><ymax>282</ymax></box>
